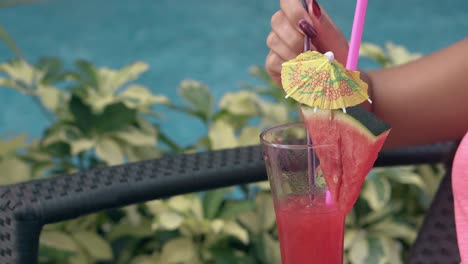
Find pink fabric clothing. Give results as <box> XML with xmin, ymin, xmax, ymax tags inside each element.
<box><xmin>453</xmin><ymin>132</ymin><xmax>468</xmax><ymax>263</ymax></box>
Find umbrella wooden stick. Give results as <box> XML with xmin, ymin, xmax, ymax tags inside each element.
<box><xmin>301</xmin><ymin>0</ymin><xmax>316</xmax><ymax>193</ymax></box>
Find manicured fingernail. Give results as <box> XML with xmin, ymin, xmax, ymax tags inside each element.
<box><xmin>300</xmin><ymin>0</ymin><xmax>308</xmax><ymax>10</ymax></box>
<box><xmin>311</xmin><ymin>0</ymin><xmax>322</xmax><ymax>19</ymax></box>
<box><xmin>298</xmin><ymin>19</ymin><xmax>317</xmax><ymax>39</ymax></box>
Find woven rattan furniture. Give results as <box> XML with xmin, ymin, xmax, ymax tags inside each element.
<box><xmin>0</xmin><ymin>142</ymin><xmax>460</xmax><ymax>263</ymax></box>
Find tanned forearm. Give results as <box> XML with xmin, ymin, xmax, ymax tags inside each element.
<box><xmin>367</xmin><ymin>38</ymin><xmax>468</xmax><ymax>148</ymax></box>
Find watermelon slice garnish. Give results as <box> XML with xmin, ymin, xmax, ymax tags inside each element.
<box><xmin>301</xmin><ymin>106</ymin><xmax>391</xmax><ymax>213</ymax></box>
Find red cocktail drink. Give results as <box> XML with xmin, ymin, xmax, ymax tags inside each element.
<box><xmin>275</xmin><ymin>195</ymin><xmax>345</xmax><ymax>264</ymax></box>
<box><xmin>260</xmin><ymin>123</ymin><xmax>345</xmax><ymax>264</ymax></box>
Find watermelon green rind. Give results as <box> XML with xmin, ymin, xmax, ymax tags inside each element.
<box><xmin>345</xmin><ymin>106</ymin><xmax>391</xmax><ymax>136</ymax></box>
<box><xmin>301</xmin><ymin>106</ymin><xmax>391</xmax><ymax>213</ymax></box>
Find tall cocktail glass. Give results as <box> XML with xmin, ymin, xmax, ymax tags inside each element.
<box><xmin>260</xmin><ymin>123</ymin><xmax>345</xmax><ymax>264</ymax></box>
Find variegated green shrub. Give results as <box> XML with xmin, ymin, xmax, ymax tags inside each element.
<box><xmin>0</xmin><ymin>35</ymin><xmax>444</xmax><ymax>264</ymax></box>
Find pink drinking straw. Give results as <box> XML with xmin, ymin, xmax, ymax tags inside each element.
<box><xmin>346</xmin><ymin>0</ymin><xmax>368</xmax><ymax>70</ymax></box>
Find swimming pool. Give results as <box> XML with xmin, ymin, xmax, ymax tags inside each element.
<box><xmin>0</xmin><ymin>0</ymin><xmax>466</xmax><ymax>146</ymax></box>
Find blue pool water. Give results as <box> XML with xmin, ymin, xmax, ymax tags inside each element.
<box><xmin>0</xmin><ymin>0</ymin><xmax>466</xmax><ymax>146</ymax></box>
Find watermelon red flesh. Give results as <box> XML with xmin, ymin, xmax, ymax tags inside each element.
<box><xmin>302</xmin><ymin>107</ymin><xmax>390</xmax><ymax>213</ymax></box>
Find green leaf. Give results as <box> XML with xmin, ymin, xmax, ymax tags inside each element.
<box><xmin>219</xmin><ymin>200</ymin><xmax>255</xmax><ymax>219</ymax></box>
<box><xmin>159</xmin><ymin>238</ymin><xmax>198</xmax><ymax>263</ymax></box>
<box><xmin>124</xmin><ymin>145</ymin><xmax>162</xmax><ymax>162</ymax></box>
<box><xmin>203</xmin><ymin>189</ymin><xmax>226</xmax><ymax>219</ymax></box>
<box><xmin>72</xmin><ymin>62</ymin><xmax>149</xmax><ymax>110</ymax></box>
<box><xmin>210</xmin><ymin>246</ymin><xmax>251</xmax><ymax>264</ymax></box>
<box><xmin>40</xmin><ymin>230</ymin><xmax>80</xmax><ymax>255</ymax></box>
<box><xmin>208</xmin><ymin>120</ymin><xmax>238</xmax><ymax>150</ymax></box>
<box><xmin>69</xmin><ymin>95</ymin><xmax>95</xmax><ymax>133</ymax></box>
<box><xmin>95</xmin><ymin>138</ymin><xmax>124</xmax><ymax>165</ymax></box>
<box><xmin>39</xmin><ymin>244</ymin><xmax>75</xmax><ymax>263</ymax></box>
<box><xmin>131</xmin><ymin>254</ymin><xmax>160</xmax><ymax>264</ymax></box>
<box><xmin>70</xmin><ymin>98</ymin><xmax>137</xmax><ymax>134</ymax></box>
<box><xmin>122</xmin><ymin>205</ymin><xmax>142</xmax><ymax>226</ymax></box>
<box><xmin>344</xmin><ymin>228</ymin><xmax>359</xmax><ymax>250</ymax></box>
<box><xmin>145</xmin><ymin>200</ymin><xmax>167</xmax><ymax>216</ymax></box>
<box><xmin>417</xmin><ymin>164</ymin><xmax>444</xmax><ymax>199</ymax></box>
<box><xmin>251</xmin><ymin>181</ymin><xmax>271</xmax><ymax>191</ymax></box>
<box><xmin>36</xmin><ymin>85</ymin><xmax>65</xmax><ymax>112</ymax></box>
<box><xmin>210</xmin><ymin>219</ymin><xmax>224</xmax><ymax>234</ymax></box>
<box><xmin>191</xmin><ymin>196</ymin><xmax>204</xmax><ymax>220</ymax></box>
<box><xmin>380</xmin><ymin>166</ymin><xmax>425</xmax><ymax>189</ymax></box>
<box><xmin>0</xmin><ymin>157</ymin><xmax>31</xmax><ymax>184</ymax></box>
<box><xmin>0</xmin><ymin>76</ymin><xmax>27</xmax><ymax>92</ymax></box>
<box><xmin>0</xmin><ymin>134</ymin><xmax>27</xmax><ymax>156</ymax></box>
<box><xmin>237</xmin><ymin>211</ymin><xmax>259</xmax><ymax>235</ymax></box>
<box><xmin>179</xmin><ymin>80</ymin><xmax>213</xmax><ymax>121</ymax></box>
<box><xmin>212</xmin><ymin>109</ymin><xmax>251</xmax><ymax>130</ymax></box>
<box><xmin>106</xmin><ymin>218</ymin><xmax>152</xmax><ymax>241</ymax></box>
<box><xmin>369</xmin><ymin>219</ymin><xmax>417</xmax><ymax>244</ymax></box>
<box><xmin>114</xmin><ymin>126</ymin><xmax>156</xmax><ymax>146</ymax></box>
<box><xmin>120</xmin><ymin>85</ymin><xmax>169</xmax><ymax>109</ymax></box>
<box><xmin>95</xmin><ymin>102</ymin><xmax>137</xmax><ymax>133</ymax></box>
<box><xmin>158</xmin><ymin>211</ymin><xmax>184</xmax><ymax>230</ymax></box>
<box><xmin>167</xmin><ymin>195</ymin><xmax>195</xmax><ymax>213</ymax></box>
<box><xmin>0</xmin><ymin>59</ymin><xmax>43</xmax><ymax>93</ymax></box>
<box><xmin>348</xmin><ymin>231</ymin><xmax>369</xmax><ymax>264</ymax></box>
<box><xmin>42</xmin><ymin>123</ymin><xmax>83</xmax><ymax>144</ymax></box>
<box><xmin>361</xmin><ymin>174</ymin><xmax>392</xmax><ymax>211</ymax></box>
<box><xmin>70</xmin><ymin>138</ymin><xmax>95</xmax><ymax>155</ymax></box>
<box><xmin>72</xmin><ymin>231</ymin><xmax>113</xmax><ymax>260</ymax></box>
<box><xmin>258</xmin><ymin>101</ymin><xmax>290</xmax><ymax>125</ymax></box>
<box><xmin>359</xmin><ymin>42</ymin><xmax>422</xmax><ymax>68</ymax></box>
<box><xmin>261</xmin><ymin>233</ymin><xmax>281</xmax><ymax>264</ymax></box>
<box><xmin>238</xmin><ymin>127</ymin><xmax>261</xmax><ymax>147</ymax></box>
<box><xmin>359</xmin><ymin>201</ymin><xmax>402</xmax><ymax>226</ymax></box>
<box><xmin>68</xmin><ymin>253</ymin><xmax>90</xmax><ymax>264</ymax></box>
<box><xmin>256</xmin><ymin>192</ymin><xmax>276</xmax><ymax>231</ymax></box>
<box><xmin>348</xmin><ymin>232</ymin><xmax>402</xmax><ymax>264</ymax></box>
<box><xmin>359</xmin><ymin>42</ymin><xmax>389</xmax><ymax>66</ymax></box>
<box><xmin>36</xmin><ymin>56</ymin><xmax>68</xmax><ymax>84</ymax></box>
<box><xmin>365</xmin><ymin>236</ymin><xmax>387</xmax><ymax>264</ymax></box>
<box><xmin>42</xmin><ymin>141</ymin><xmax>71</xmax><ymax>157</ymax></box>
<box><xmin>98</xmin><ymin>62</ymin><xmax>148</xmax><ymax>95</ymax></box>
<box><xmin>222</xmin><ymin>221</ymin><xmax>249</xmax><ymax>244</ymax></box>
<box><xmin>219</xmin><ymin>91</ymin><xmax>260</xmax><ymax>116</ymax></box>
<box><xmin>380</xmin><ymin>237</ymin><xmax>403</xmax><ymax>264</ymax></box>
<box><xmin>74</xmin><ymin>60</ymin><xmax>99</xmax><ymax>88</ymax></box>
<box><xmin>78</xmin><ymin>95</ymin><xmax>111</xmax><ymax>114</ymax></box>
<box><xmin>385</xmin><ymin>42</ymin><xmax>422</xmax><ymax>66</ymax></box>
<box><xmin>236</xmin><ymin>193</ymin><xmax>275</xmax><ymax>236</ymax></box>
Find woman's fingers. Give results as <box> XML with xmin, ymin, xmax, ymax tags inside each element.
<box><xmin>266</xmin><ymin>32</ymin><xmax>318</xmax><ymax>87</ymax></box>
<box><xmin>265</xmin><ymin>51</ymin><xmax>282</xmax><ymax>85</ymax></box>
<box><xmin>266</xmin><ymin>0</ymin><xmax>325</xmax><ymax>86</ymax></box>
<box><xmin>270</xmin><ymin>10</ymin><xmax>305</xmax><ymax>54</ymax></box>
<box><xmin>266</xmin><ymin>31</ymin><xmax>298</xmax><ymax>62</ymax></box>
<box><xmin>278</xmin><ymin>0</ymin><xmax>349</xmax><ymax>64</ymax></box>
<box><xmin>280</xmin><ymin>0</ymin><xmax>313</xmax><ymax>30</ymax></box>
<box><xmin>307</xmin><ymin>0</ymin><xmax>349</xmax><ymax>64</ymax></box>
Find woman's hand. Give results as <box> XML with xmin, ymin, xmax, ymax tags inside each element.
<box><xmin>265</xmin><ymin>0</ymin><xmax>349</xmax><ymax>86</ymax></box>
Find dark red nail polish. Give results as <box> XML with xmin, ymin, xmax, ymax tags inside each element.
<box><xmin>298</xmin><ymin>19</ymin><xmax>317</xmax><ymax>39</ymax></box>
<box><xmin>312</xmin><ymin>0</ymin><xmax>322</xmax><ymax>19</ymax></box>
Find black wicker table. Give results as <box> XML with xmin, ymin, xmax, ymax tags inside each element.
<box><xmin>0</xmin><ymin>142</ymin><xmax>460</xmax><ymax>263</ymax></box>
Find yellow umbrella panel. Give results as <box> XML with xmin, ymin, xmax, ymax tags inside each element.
<box><xmin>281</xmin><ymin>51</ymin><xmax>370</xmax><ymax>110</ymax></box>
